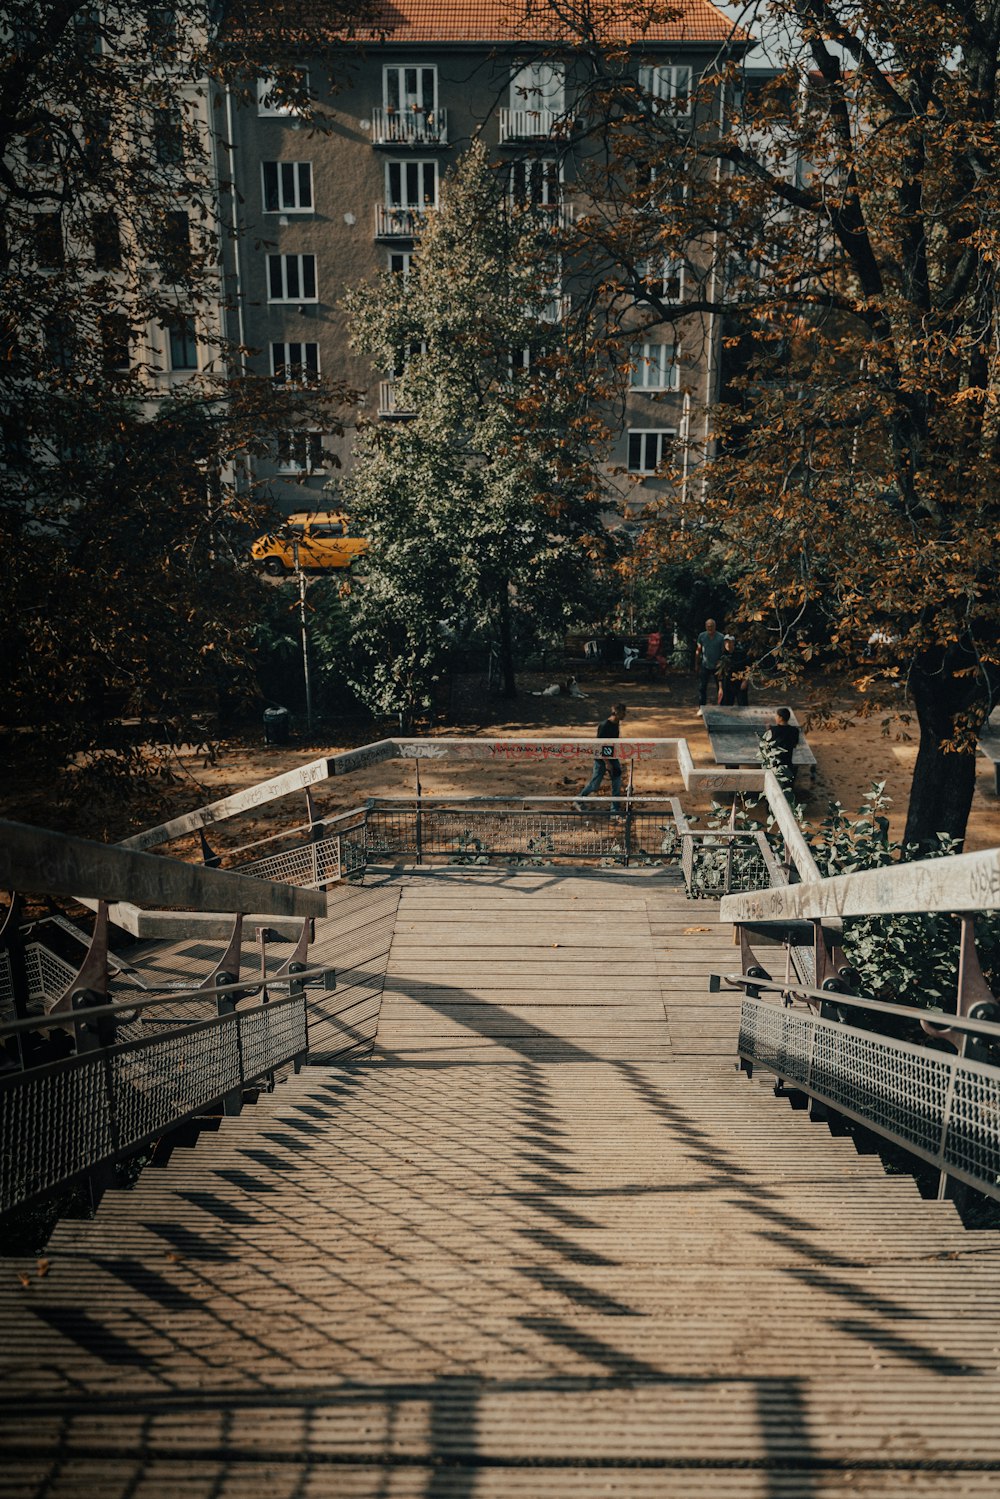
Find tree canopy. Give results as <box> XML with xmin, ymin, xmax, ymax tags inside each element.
<box><xmin>0</xmin><ymin>2</ymin><xmax>362</xmax><ymax>780</ymax></box>
<box><xmin>341</xmin><ymin>141</ymin><xmax>619</xmax><ymax>723</ymax></box>
<box><xmin>564</xmin><ymin>0</ymin><xmax>1000</xmax><ymax>848</ymax></box>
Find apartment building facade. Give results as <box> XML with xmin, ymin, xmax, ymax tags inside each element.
<box><xmin>218</xmin><ymin>0</ymin><xmax>743</xmax><ymax>514</ymax></box>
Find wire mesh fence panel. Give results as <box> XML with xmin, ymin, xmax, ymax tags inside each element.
<box><xmin>341</xmin><ymin>825</ymin><xmax>368</xmax><ymax>877</ymax></box>
<box><xmin>0</xmin><ymin>997</ymin><xmax>307</xmax><ymax>1216</ymax></box>
<box><xmin>810</xmin><ymin>1023</ymin><xmax>950</xmax><ymax>1157</ymax></box>
<box><xmin>738</xmin><ymin>997</ymin><xmax>815</xmax><ymax>1080</ymax></box>
<box><xmin>367</xmin><ymin>810</ymin><xmax>419</xmax><ymax>858</ymax></box>
<box><xmin>944</xmin><ymin>1063</ymin><xmax>1000</xmax><ymax>1185</ymax></box>
<box><xmin>238</xmin><ymin>834</ymin><xmax>342</xmax><ymax>888</ymax></box>
<box><xmin>738</xmin><ymin>997</ymin><xmax>1000</xmax><ymax>1200</ymax></box>
<box><xmin>0</xmin><ymin>953</ymin><xmax>14</xmax><ymax>1024</ymax></box>
<box><xmin>111</xmin><ymin>1019</ymin><xmax>242</xmax><ymax>1151</ymax></box>
<box><xmin>366</xmin><ymin>807</ymin><xmax>684</xmax><ymax>865</ymax></box>
<box><xmin>419</xmin><ymin>810</ymin><xmax>627</xmax><ymax>862</ymax></box>
<box><xmin>729</xmin><ymin>840</ymin><xmax>771</xmax><ymax>891</ymax></box>
<box><xmin>24</xmin><ymin>943</ymin><xmax>78</xmax><ymax>1003</ymax></box>
<box><xmin>1</xmin><ymin>1056</ymin><xmax>114</xmax><ymax>1213</ymax></box>
<box><xmin>630</xmin><ymin>814</ymin><xmax>681</xmax><ymax>864</ymax></box>
<box><xmin>680</xmin><ymin>836</ymin><xmax>772</xmax><ymax>897</ymax></box>
<box><xmin>239</xmin><ymin>999</ymin><xmax>307</xmax><ymax>1082</ymax></box>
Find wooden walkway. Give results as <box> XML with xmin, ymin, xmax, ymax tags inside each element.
<box><xmin>3</xmin><ymin>867</ymin><xmax>1000</xmax><ymax>1496</ymax></box>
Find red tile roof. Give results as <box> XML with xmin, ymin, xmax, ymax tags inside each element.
<box><xmin>356</xmin><ymin>1</ymin><xmax>743</xmax><ymax>45</ymax></box>
<box><xmin>225</xmin><ymin>1</ymin><xmax>746</xmax><ymax>49</ymax></box>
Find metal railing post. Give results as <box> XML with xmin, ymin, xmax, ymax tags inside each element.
<box><xmin>72</xmin><ymin>986</ymin><xmax>119</xmax><ymax>1212</ymax></box>
<box><xmin>214</xmin><ymin>970</ymin><xmax>244</xmax><ymax>1116</ymax></box>
<box><xmin>414</xmin><ymin>762</ymin><xmax>424</xmax><ymax>864</ymax></box>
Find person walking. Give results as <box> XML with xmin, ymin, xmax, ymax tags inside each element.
<box><xmin>717</xmin><ymin>636</ymin><xmax>750</xmax><ymax>706</ymax></box>
<box><xmin>695</xmin><ymin>618</ymin><xmax>724</xmax><ymax>713</ymax></box>
<box><xmin>574</xmin><ymin>703</ymin><xmax>627</xmax><ymax>815</ymax></box>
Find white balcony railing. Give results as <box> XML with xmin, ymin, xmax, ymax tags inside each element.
<box><xmin>499</xmin><ymin>107</ymin><xmax>572</xmax><ymax>143</ymax></box>
<box><xmin>515</xmin><ymin>202</ymin><xmax>576</xmax><ymax>231</ymax></box>
<box><xmin>378</xmin><ymin>381</ymin><xmax>415</xmax><ymax>417</ymax></box>
<box><xmin>371</xmin><ymin>108</ymin><xmax>448</xmax><ymax>146</ymax></box>
<box><xmin>374</xmin><ymin>204</ymin><xmax>433</xmax><ymax>239</ymax></box>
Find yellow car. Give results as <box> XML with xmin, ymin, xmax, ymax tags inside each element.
<box><xmin>252</xmin><ymin>511</ymin><xmax>369</xmax><ymax>576</ymax></box>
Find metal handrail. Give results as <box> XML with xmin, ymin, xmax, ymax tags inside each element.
<box><xmin>713</xmin><ymin>970</ymin><xmax>1000</xmax><ymax>1043</ymax></box>
<box><xmin>370</xmin><ymin>794</ymin><xmax>681</xmax><ymax>806</ymax></box>
<box><xmin>0</xmin><ymin>961</ymin><xmax>335</xmax><ymax>1041</ymax></box>
<box><xmin>218</xmin><ymin>807</ymin><xmax>368</xmax><ymax>863</ymax></box>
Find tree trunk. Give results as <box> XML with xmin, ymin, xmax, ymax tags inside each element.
<box><xmin>497</xmin><ymin>586</ymin><xmax>517</xmax><ymax>698</ymax></box>
<box><xmin>903</xmin><ymin>653</ymin><xmax>986</xmax><ymax>853</ymax></box>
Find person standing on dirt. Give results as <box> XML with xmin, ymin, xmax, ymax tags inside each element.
<box><xmin>717</xmin><ymin>636</ymin><xmax>750</xmax><ymax>706</ymax></box>
<box><xmin>574</xmin><ymin>703</ymin><xmax>627</xmax><ymax>815</ymax></box>
<box><xmin>695</xmin><ymin>619</ymin><xmax>724</xmax><ymax>714</ymax></box>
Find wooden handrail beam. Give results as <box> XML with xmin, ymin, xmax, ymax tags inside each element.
<box><xmin>0</xmin><ymin>821</ymin><xmax>325</xmax><ymax>918</ymax></box>
<box><xmin>722</xmin><ymin>846</ymin><xmax>1000</xmax><ymax>922</ymax></box>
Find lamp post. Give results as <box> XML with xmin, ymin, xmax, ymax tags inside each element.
<box><xmin>290</xmin><ymin>539</ymin><xmax>314</xmax><ymax>735</ymax></box>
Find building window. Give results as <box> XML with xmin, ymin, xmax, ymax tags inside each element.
<box><xmin>637</xmin><ymin>257</ymin><xmax>683</xmax><ymax>301</ymax></box>
<box><xmin>101</xmin><ymin>312</ymin><xmax>132</xmax><ymax>371</ymax></box>
<box><xmin>262</xmin><ymin>161</ymin><xmax>313</xmax><ymax>213</ymax></box>
<box><xmin>388</xmin><ymin>250</ymin><xmax>413</xmax><ymax>277</ymax></box>
<box><xmin>627</xmin><ymin>428</ymin><xmax>675</xmax><ymax>474</ymax></box>
<box><xmin>258</xmin><ymin>73</ymin><xmax>310</xmax><ymax>116</ymax></box>
<box><xmin>82</xmin><ymin>108</ymin><xmax>112</xmax><ymax>170</ymax></box>
<box><xmin>509</xmin><ymin>158</ymin><xmax>561</xmax><ymax>209</ymax></box>
<box><xmin>276</xmin><ymin>431</ymin><xmax>325</xmax><ymax>473</ymax></box>
<box><xmin>510</xmin><ymin>61</ymin><xmax>564</xmax><ymax>114</ymax></box>
<box><xmin>148</xmin><ymin>6</ymin><xmax>177</xmax><ymax>46</ymax></box>
<box><xmin>386</xmin><ymin>159</ymin><xmax>437</xmax><ymax>210</ymax></box>
<box><xmin>158</xmin><ymin>209</ymin><xmax>190</xmax><ymax>279</ymax></box>
<box><xmin>631</xmin><ymin>343</ymin><xmax>679</xmax><ymax>391</ymax></box>
<box><xmin>92</xmin><ymin>210</ymin><xmax>121</xmax><ymax>269</ymax></box>
<box><xmin>33</xmin><ymin>213</ymin><xmax>64</xmax><ymax>268</ymax></box>
<box><xmin>267</xmin><ymin>253</ymin><xmax>317</xmax><ymax>302</ymax></box>
<box><xmin>44</xmin><ymin>316</ymin><xmax>73</xmax><ymax>370</ymax></box>
<box><xmin>638</xmin><ymin>65</ymin><xmax>691</xmax><ymax>114</ymax></box>
<box><xmin>271</xmin><ymin>341</ymin><xmax>320</xmax><ymax>384</ymax></box>
<box><xmin>383</xmin><ymin>64</ymin><xmax>437</xmax><ymax>115</ymax></box>
<box><xmin>152</xmin><ymin>107</ymin><xmax>184</xmax><ymax>164</ymax></box>
<box><xmin>167</xmin><ymin>317</ymin><xmax>198</xmax><ymax>370</ymax></box>
<box><xmin>73</xmin><ymin>5</ymin><xmax>103</xmax><ymax>54</ymax></box>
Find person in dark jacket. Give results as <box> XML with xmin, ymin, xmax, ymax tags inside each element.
<box><xmin>716</xmin><ymin>636</ymin><xmax>749</xmax><ymax>705</ymax></box>
<box><xmin>762</xmin><ymin>707</ymin><xmax>799</xmax><ymax>788</ymax></box>
<box><xmin>574</xmin><ymin>703</ymin><xmax>627</xmax><ymax>815</ymax></box>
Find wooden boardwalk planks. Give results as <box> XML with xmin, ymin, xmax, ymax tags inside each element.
<box><xmin>378</xmin><ymin>865</ymin><xmax>739</xmax><ymax>1062</ymax></box>
<box><xmin>4</xmin><ymin>864</ymin><xmax>1000</xmax><ymax>1495</ymax></box>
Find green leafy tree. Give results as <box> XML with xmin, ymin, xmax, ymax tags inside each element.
<box><xmin>341</xmin><ymin>141</ymin><xmax>616</xmax><ymax>724</ymax></box>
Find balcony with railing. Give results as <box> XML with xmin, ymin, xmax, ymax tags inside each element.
<box><xmin>510</xmin><ymin>201</ymin><xmax>577</xmax><ymax>232</ymax></box>
<box><xmin>378</xmin><ymin>381</ymin><xmax>415</xmax><ymax>418</ymax></box>
<box><xmin>499</xmin><ymin>107</ymin><xmax>574</xmax><ymax>143</ymax></box>
<box><xmin>374</xmin><ymin>204</ymin><xmax>434</xmax><ymax>240</ymax></box>
<box><xmin>371</xmin><ymin>107</ymin><xmax>448</xmax><ymax>147</ymax></box>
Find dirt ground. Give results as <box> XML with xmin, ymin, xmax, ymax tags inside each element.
<box><xmin>92</xmin><ymin>665</ymin><xmax>1000</xmax><ymax>856</ymax></box>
